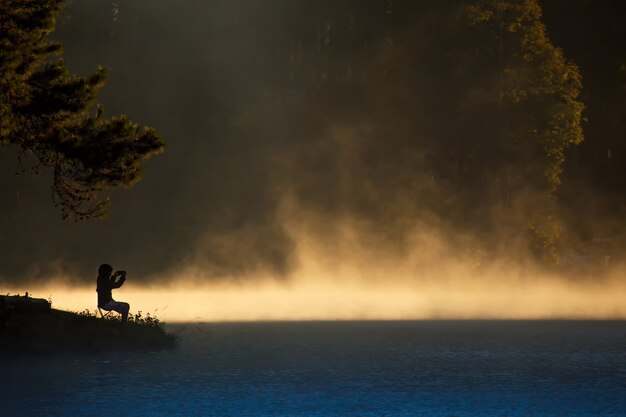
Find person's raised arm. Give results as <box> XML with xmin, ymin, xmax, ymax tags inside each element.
<box><xmin>110</xmin><ymin>271</ymin><xmax>127</xmax><ymax>288</ymax></box>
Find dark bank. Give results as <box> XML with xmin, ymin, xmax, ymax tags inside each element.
<box><xmin>0</xmin><ymin>294</ymin><xmax>176</xmax><ymax>354</ymax></box>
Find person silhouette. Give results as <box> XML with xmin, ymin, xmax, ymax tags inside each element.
<box><xmin>96</xmin><ymin>263</ymin><xmax>130</xmax><ymax>322</ymax></box>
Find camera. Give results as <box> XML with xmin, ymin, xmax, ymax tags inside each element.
<box><xmin>114</xmin><ymin>270</ymin><xmax>127</xmax><ymax>277</ymax></box>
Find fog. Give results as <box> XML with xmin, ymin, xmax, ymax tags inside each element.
<box><xmin>1</xmin><ymin>1</ymin><xmax>624</xmax><ymax>319</ymax></box>
<box><xmin>7</xmin><ymin>218</ymin><xmax>626</xmax><ymax>320</ymax></box>
<box><xmin>8</xmin><ymin>264</ymin><xmax>626</xmax><ymax>322</ymax></box>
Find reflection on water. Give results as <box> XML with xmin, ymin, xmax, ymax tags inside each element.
<box><xmin>2</xmin><ymin>321</ymin><xmax>626</xmax><ymax>417</ymax></box>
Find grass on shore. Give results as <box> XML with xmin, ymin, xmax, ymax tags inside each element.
<box><xmin>0</xmin><ymin>307</ymin><xmax>177</xmax><ymax>354</ymax></box>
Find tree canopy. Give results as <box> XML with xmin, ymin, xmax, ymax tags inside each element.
<box><xmin>454</xmin><ymin>0</ymin><xmax>584</xmax><ymax>262</ymax></box>
<box><xmin>0</xmin><ymin>0</ymin><xmax>164</xmax><ymax>220</ymax></box>
<box><xmin>264</xmin><ymin>0</ymin><xmax>585</xmax><ymax>264</ymax></box>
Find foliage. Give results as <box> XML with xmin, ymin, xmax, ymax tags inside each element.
<box><xmin>127</xmin><ymin>310</ymin><xmax>165</xmax><ymax>329</ymax></box>
<box><xmin>256</xmin><ymin>0</ymin><xmax>588</xmax><ymax>264</ymax></box>
<box><xmin>445</xmin><ymin>0</ymin><xmax>584</xmax><ymax>263</ymax></box>
<box><xmin>540</xmin><ymin>0</ymin><xmax>626</xmax><ymax>217</ymax></box>
<box><xmin>79</xmin><ymin>308</ymin><xmax>166</xmax><ymax>330</ymax></box>
<box><xmin>458</xmin><ymin>0</ymin><xmax>584</xmax><ymax>193</ymax></box>
<box><xmin>0</xmin><ymin>0</ymin><xmax>164</xmax><ymax>220</ymax></box>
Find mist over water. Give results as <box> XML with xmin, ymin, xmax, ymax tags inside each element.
<box><xmin>1</xmin><ymin>0</ymin><xmax>624</xmax><ymax>319</ymax></box>
<box><xmin>10</xmin><ymin>240</ymin><xmax>626</xmax><ymax>321</ymax></box>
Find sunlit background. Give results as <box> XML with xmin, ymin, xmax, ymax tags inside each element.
<box><xmin>2</xmin><ymin>1</ymin><xmax>625</xmax><ymax>322</ymax></box>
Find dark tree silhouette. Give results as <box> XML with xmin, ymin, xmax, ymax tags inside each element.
<box><xmin>452</xmin><ymin>0</ymin><xmax>584</xmax><ymax>263</ymax></box>
<box><xmin>0</xmin><ymin>0</ymin><xmax>164</xmax><ymax>220</ymax></box>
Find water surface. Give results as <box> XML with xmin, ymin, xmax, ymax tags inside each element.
<box><xmin>2</xmin><ymin>321</ymin><xmax>625</xmax><ymax>416</ymax></box>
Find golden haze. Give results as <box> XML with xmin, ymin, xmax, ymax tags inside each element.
<box><xmin>8</xmin><ymin>267</ymin><xmax>626</xmax><ymax>322</ymax></box>
<box><xmin>7</xmin><ymin>216</ymin><xmax>624</xmax><ymax>321</ymax></box>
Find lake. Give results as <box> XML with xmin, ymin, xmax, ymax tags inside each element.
<box><xmin>2</xmin><ymin>321</ymin><xmax>625</xmax><ymax>416</ymax></box>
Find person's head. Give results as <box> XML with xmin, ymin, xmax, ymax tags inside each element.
<box><xmin>98</xmin><ymin>263</ymin><xmax>113</xmax><ymax>277</ymax></box>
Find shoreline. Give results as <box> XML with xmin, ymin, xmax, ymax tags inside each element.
<box><xmin>1</xmin><ymin>296</ymin><xmax>177</xmax><ymax>354</ymax></box>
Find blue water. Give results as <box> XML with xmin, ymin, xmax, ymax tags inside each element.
<box><xmin>2</xmin><ymin>321</ymin><xmax>626</xmax><ymax>416</ymax></box>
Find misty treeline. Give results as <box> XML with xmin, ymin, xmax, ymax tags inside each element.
<box><xmin>255</xmin><ymin>0</ymin><xmax>623</xmax><ymax>270</ymax></box>
<box><xmin>0</xmin><ymin>0</ymin><xmax>164</xmax><ymax>220</ymax></box>
<box><xmin>0</xmin><ymin>0</ymin><xmax>623</xmax><ymax>282</ymax></box>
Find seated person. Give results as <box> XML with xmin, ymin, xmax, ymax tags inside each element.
<box><xmin>96</xmin><ymin>263</ymin><xmax>130</xmax><ymax>322</ymax></box>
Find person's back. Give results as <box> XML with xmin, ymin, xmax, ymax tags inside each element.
<box><xmin>96</xmin><ymin>263</ymin><xmax>130</xmax><ymax>322</ymax></box>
